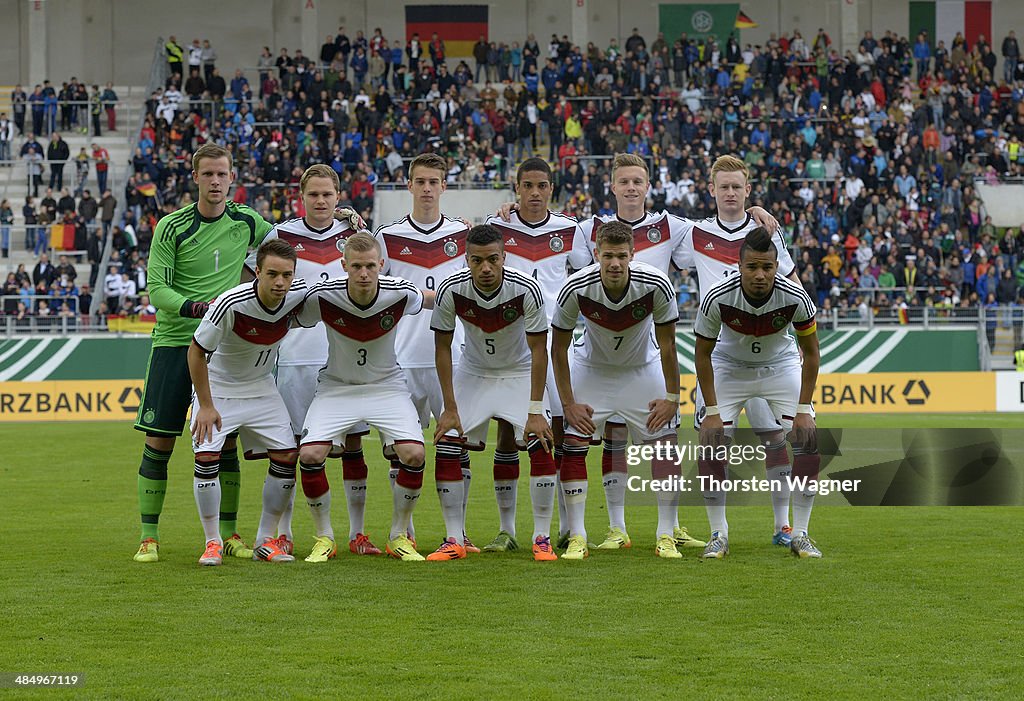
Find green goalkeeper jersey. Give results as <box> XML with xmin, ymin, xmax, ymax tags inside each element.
<box><xmin>147</xmin><ymin>201</ymin><xmax>273</xmax><ymax>348</ymax></box>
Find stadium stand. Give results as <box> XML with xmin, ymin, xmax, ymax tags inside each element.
<box><xmin>3</xmin><ymin>24</ymin><xmax>1024</xmax><ymax>363</ymax></box>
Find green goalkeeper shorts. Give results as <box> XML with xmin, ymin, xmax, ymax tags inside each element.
<box><xmin>134</xmin><ymin>345</ymin><xmax>193</xmax><ymax>436</ymax></box>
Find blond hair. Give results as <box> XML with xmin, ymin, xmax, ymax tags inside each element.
<box><xmin>710</xmin><ymin>155</ymin><xmax>749</xmax><ymax>185</ymax></box>
<box><xmin>611</xmin><ymin>153</ymin><xmax>649</xmax><ymax>179</ymax></box>
<box><xmin>344</xmin><ymin>231</ymin><xmax>381</xmax><ymax>256</ymax></box>
<box><xmin>191</xmin><ymin>143</ymin><xmax>232</xmax><ymax>172</ymax></box>
<box><xmin>300</xmin><ymin>164</ymin><xmax>340</xmax><ymax>193</ymax></box>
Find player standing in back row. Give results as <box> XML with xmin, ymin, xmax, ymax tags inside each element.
<box><xmin>377</xmin><ymin>153</ymin><xmax>478</xmax><ymax>550</ymax></box>
<box><xmin>133</xmin><ymin>143</ymin><xmax>272</xmax><ymax>563</ymax></box>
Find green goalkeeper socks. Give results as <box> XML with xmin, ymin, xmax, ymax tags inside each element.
<box><xmin>138</xmin><ymin>445</ymin><xmax>171</xmax><ymax>540</ymax></box>
<box><xmin>218</xmin><ymin>447</ymin><xmax>241</xmax><ymax>540</ymax></box>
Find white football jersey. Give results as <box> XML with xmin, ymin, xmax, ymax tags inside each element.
<box><xmin>296</xmin><ymin>275</ymin><xmax>423</xmax><ymax>385</ymax></box>
<box><xmin>686</xmin><ymin>215</ymin><xmax>795</xmax><ymax>296</ymax></box>
<box><xmin>694</xmin><ymin>274</ymin><xmax>817</xmax><ymax>368</ymax></box>
<box><xmin>552</xmin><ymin>261</ymin><xmax>678</xmax><ymax>369</ymax></box>
<box><xmin>567</xmin><ymin>211</ymin><xmax>691</xmax><ymax>274</ymax></box>
<box><xmin>485</xmin><ymin>210</ymin><xmax>579</xmax><ymax>321</ymax></box>
<box><xmin>193</xmin><ymin>279</ymin><xmax>308</xmax><ymax>398</ymax></box>
<box><xmin>378</xmin><ymin>214</ymin><xmax>467</xmax><ymax>368</ymax></box>
<box><xmin>246</xmin><ymin>217</ymin><xmax>389</xmax><ymax>367</ymax></box>
<box><xmin>431</xmin><ymin>267</ymin><xmax>548</xmax><ymax>378</ymax></box>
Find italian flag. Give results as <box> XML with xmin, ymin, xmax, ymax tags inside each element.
<box><xmin>909</xmin><ymin>1</ymin><xmax>991</xmax><ymax>49</ymax></box>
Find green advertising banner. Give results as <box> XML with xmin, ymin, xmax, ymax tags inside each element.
<box><xmin>659</xmin><ymin>3</ymin><xmax>741</xmax><ymax>43</ymax></box>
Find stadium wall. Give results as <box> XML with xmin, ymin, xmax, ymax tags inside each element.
<box><xmin>7</xmin><ymin>0</ymin><xmax>1024</xmax><ymax>86</ymax></box>
<box><xmin>373</xmin><ymin>188</ymin><xmax>515</xmax><ymax>229</ymax></box>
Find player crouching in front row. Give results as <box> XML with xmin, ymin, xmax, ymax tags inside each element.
<box><xmin>551</xmin><ymin>221</ymin><xmax>685</xmax><ymax>560</ymax></box>
<box><xmin>693</xmin><ymin>227</ymin><xmax>823</xmax><ymax>559</ymax></box>
<box><xmin>294</xmin><ymin>232</ymin><xmax>429</xmax><ymax>561</ymax></box>
<box><xmin>188</xmin><ymin>239</ymin><xmax>307</xmax><ymax>565</ymax></box>
<box><xmin>430</xmin><ymin>225</ymin><xmax>558</xmax><ymax>561</ymax></box>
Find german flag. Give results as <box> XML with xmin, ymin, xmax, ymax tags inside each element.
<box><xmin>406</xmin><ymin>4</ymin><xmax>488</xmax><ymax>59</ymax></box>
<box><xmin>735</xmin><ymin>10</ymin><xmax>758</xmax><ymax>29</ymax></box>
<box><xmin>137</xmin><ymin>182</ymin><xmax>157</xmax><ymax>197</ymax></box>
<box><xmin>49</xmin><ymin>224</ymin><xmax>76</xmax><ymax>250</ymax></box>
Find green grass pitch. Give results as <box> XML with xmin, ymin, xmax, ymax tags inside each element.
<box><xmin>1</xmin><ymin>415</ymin><xmax>1022</xmax><ymax>699</ymax></box>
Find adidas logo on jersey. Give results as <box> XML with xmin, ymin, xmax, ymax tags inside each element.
<box><xmin>730</xmin><ymin>318</ymin><xmax>743</xmax><ymax>326</ymax></box>
<box><xmin>333</xmin><ymin>318</ymin><xmax>346</xmax><ymax>326</ymax></box>
<box><xmin>246</xmin><ymin>328</ymin><xmax>259</xmax><ymax>336</ymax></box>
<box><xmin>463</xmin><ymin>309</ymin><xmax>476</xmax><ymax>317</ymax></box>
<box><xmin>704</xmin><ymin>242</ymin><xmax>715</xmax><ymax>251</ymax></box>
<box><xmin>400</xmin><ymin>246</ymin><xmax>413</xmax><ymax>255</ymax></box>
<box><xmin>589</xmin><ymin>311</ymin><xmax>601</xmax><ymax>319</ymax></box>
<box><xmin>294</xmin><ymin>243</ymin><xmax>305</xmax><ymax>251</ymax></box>
<box><xmin>506</xmin><ymin>237</ymin><xmax>518</xmax><ymax>246</ymax></box>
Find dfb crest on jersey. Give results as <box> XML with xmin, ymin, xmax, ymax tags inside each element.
<box><xmin>549</xmin><ymin>236</ymin><xmax>564</xmax><ymax>252</ymax></box>
<box><xmin>772</xmin><ymin>315</ymin><xmax>788</xmax><ymax>330</ymax></box>
<box><xmin>502</xmin><ymin>307</ymin><xmax>519</xmax><ymax>322</ymax></box>
<box><xmin>380</xmin><ymin>313</ymin><xmax>396</xmax><ymax>330</ymax></box>
<box><xmin>631</xmin><ymin>305</ymin><xmax>647</xmax><ymax>320</ymax></box>
<box><xmin>646</xmin><ymin>227</ymin><xmax>662</xmax><ymax>243</ymax></box>
<box><xmin>336</xmin><ymin>237</ymin><xmax>347</xmax><ymax>253</ymax></box>
<box><xmin>443</xmin><ymin>241</ymin><xmax>459</xmax><ymax>257</ymax></box>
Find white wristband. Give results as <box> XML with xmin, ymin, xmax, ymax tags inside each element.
<box><xmin>704</xmin><ymin>405</ymin><xmax>720</xmax><ymax>416</ymax></box>
<box><xmin>665</xmin><ymin>393</ymin><xmax>679</xmax><ymax>403</ymax></box>
<box><xmin>797</xmin><ymin>403</ymin><xmax>813</xmax><ymax>415</ymax></box>
<box><xmin>528</xmin><ymin>400</ymin><xmax>545</xmax><ymax>415</ymax></box>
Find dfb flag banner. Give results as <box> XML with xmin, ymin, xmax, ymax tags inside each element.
<box><xmin>659</xmin><ymin>3</ymin><xmax>741</xmax><ymax>42</ymax></box>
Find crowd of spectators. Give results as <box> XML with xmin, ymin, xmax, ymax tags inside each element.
<box><xmin>5</xmin><ymin>24</ymin><xmax>1024</xmax><ymax>329</ymax></box>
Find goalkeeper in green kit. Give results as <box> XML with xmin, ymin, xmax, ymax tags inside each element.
<box><xmin>132</xmin><ymin>143</ymin><xmax>273</xmax><ymax>562</ymax></box>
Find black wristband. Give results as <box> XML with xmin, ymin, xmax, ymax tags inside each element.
<box><xmin>180</xmin><ymin>300</ymin><xmax>209</xmax><ymax>319</ymax></box>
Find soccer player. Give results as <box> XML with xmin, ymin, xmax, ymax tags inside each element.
<box><xmin>551</xmin><ymin>221</ymin><xmax>684</xmax><ymax>560</ymax></box>
<box><xmin>682</xmin><ymin>155</ymin><xmax>803</xmax><ymax>548</ymax></box>
<box><xmin>295</xmin><ymin>232</ymin><xmax>428</xmax><ymax>562</ymax></box>
<box><xmin>188</xmin><ymin>239</ymin><xmax>306</xmax><ymax>565</ymax></box>
<box><xmin>430</xmin><ymin>224</ymin><xmax>557</xmax><ymax>561</ymax></box>
<box><xmin>248</xmin><ymin>164</ymin><xmax>387</xmax><ymax>557</ymax></box>
<box><xmin>133</xmin><ymin>143</ymin><xmax>272</xmax><ymax>563</ymax></box>
<box><xmin>483</xmin><ymin>157</ymin><xmax>580</xmax><ymax>552</ymax></box>
<box><xmin>693</xmin><ymin>227</ymin><xmax>822</xmax><ymax>559</ymax></box>
<box><xmin>377</xmin><ymin>153</ymin><xmax>477</xmax><ymax>550</ymax></box>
